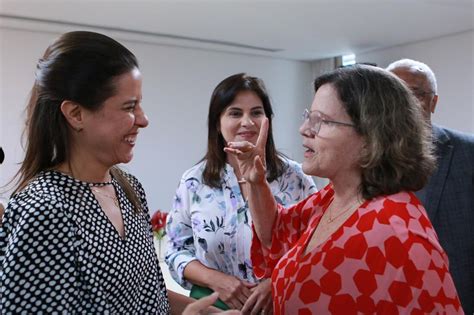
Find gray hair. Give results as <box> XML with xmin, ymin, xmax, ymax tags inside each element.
<box><xmin>386</xmin><ymin>58</ymin><xmax>437</xmax><ymax>94</ymax></box>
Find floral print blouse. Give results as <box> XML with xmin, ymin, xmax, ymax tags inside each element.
<box><xmin>165</xmin><ymin>158</ymin><xmax>316</xmax><ymax>288</ymax></box>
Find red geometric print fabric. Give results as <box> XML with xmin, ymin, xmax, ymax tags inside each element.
<box><xmin>251</xmin><ymin>185</ymin><xmax>462</xmax><ymax>314</ymax></box>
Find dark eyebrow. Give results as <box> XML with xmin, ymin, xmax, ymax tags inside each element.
<box><xmin>123</xmin><ymin>99</ymin><xmax>138</xmax><ymax>106</ymax></box>
<box><xmin>227</xmin><ymin>105</ymin><xmax>263</xmax><ymax>110</ymax></box>
<box><xmin>226</xmin><ymin>106</ymin><xmax>242</xmax><ymax>112</ymax></box>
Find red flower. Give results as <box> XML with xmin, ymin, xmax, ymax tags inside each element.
<box><xmin>151</xmin><ymin>210</ymin><xmax>168</xmax><ymax>239</ymax></box>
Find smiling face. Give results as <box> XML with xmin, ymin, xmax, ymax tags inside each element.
<box><xmin>80</xmin><ymin>67</ymin><xmax>148</xmax><ymax>167</ymax></box>
<box><xmin>300</xmin><ymin>83</ymin><xmax>365</xmax><ymax>181</ymax></box>
<box><xmin>219</xmin><ymin>90</ymin><xmax>265</xmax><ymax>145</ymax></box>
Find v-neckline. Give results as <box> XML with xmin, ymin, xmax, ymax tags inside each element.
<box><xmin>300</xmin><ymin>197</ymin><xmax>368</xmax><ymax>258</ymax></box>
<box><xmin>90</xmin><ymin>184</ymin><xmax>127</xmax><ymax>241</ymax></box>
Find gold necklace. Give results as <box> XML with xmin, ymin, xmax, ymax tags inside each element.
<box><xmin>91</xmin><ymin>187</ymin><xmax>119</xmax><ymax>207</ymax></box>
<box><xmin>326</xmin><ymin>200</ymin><xmax>360</xmax><ymax>223</ymax></box>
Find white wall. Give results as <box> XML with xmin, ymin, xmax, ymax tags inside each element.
<box><xmin>3</xmin><ymin>27</ymin><xmax>473</xmax><ymax>210</ymax></box>
<box><xmin>0</xmin><ymin>27</ymin><xmax>314</xmax><ymax>211</ymax></box>
<box><xmin>356</xmin><ymin>30</ymin><xmax>474</xmax><ymax>133</ymax></box>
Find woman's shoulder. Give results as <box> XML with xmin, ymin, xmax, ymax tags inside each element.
<box><xmin>272</xmin><ymin>157</ymin><xmax>315</xmax><ymax>189</ymax></box>
<box><xmin>5</xmin><ymin>172</ymin><xmax>68</xmax><ymax>227</ymax></box>
<box><xmin>361</xmin><ymin>191</ymin><xmax>447</xmax><ymax>274</ymax></box>
<box><xmin>118</xmin><ymin>169</ymin><xmax>142</xmax><ymax>188</ymax></box>
<box><xmin>13</xmin><ymin>170</ymin><xmax>71</xmax><ymax>204</ymax></box>
<box><xmin>368</xmin><ymin>190</ymin><xmax>422</xmax><ymax>212</ymax></box>
<box><xmin>365</xmin><ymin>191</ymin><xmax>437</xmax><ymax>237</ymax></box>
<box><xmin>280</xmin><ymin>156</ymin><xmax>300</xmax><ymax>167</ymax></box>
<box><xmin>113</xmin><ymin>169</ymin><xmax>149</xmax><ymax>205</ymax></box>
<box><xmin>278</xmin><ymin>156</ymin><xmax>305</xmax><ymax>176</ymax></box>
<box><xmin>180</xmin><ymin>160</ymin><xmax>206</xmax><ymax>181</ymax></box>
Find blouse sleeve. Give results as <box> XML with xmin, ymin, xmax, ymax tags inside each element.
<box><xmin>165</xmin><ymin>176</ymin><xmax>197</xmax><ymax>289</ymax></box>
<box><xmin>251</xmin><ymin>192</ymin><xmax>321</xmax><ymax>279</ymax></box>
<box><xmin>0</xmin><ymin>195</ymin><xmax>80</xmax><ymax>313</ymax></box>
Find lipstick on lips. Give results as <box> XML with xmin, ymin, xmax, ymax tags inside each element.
<box><xmin>237</xmin><ymin>131</ymin><xmax>257</xmax><ymax>140</ymax></box>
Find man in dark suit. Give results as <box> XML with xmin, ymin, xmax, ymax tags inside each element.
<box><xmin>388</xmin><ymin>59</ymin><xmax>474</xmax><ymax>314</ymax></box>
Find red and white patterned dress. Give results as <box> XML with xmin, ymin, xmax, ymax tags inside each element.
<box><xmin>251</xmin><ymin>185</ymin><xmax>463</xmax><ymax>314</ymax></box>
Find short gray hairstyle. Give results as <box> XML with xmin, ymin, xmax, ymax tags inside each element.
<box><xmin>386</xmin><ymin>58</ymin><xmax>437</xmax><ymax>94</ymax></box>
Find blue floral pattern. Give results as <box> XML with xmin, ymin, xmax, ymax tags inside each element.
<box><xmin>165</xmin><ymin>158</ymin><xmax>317</xmax><ymax>288</ymax></box>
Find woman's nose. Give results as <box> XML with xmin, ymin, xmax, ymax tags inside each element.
<box><xmin>299</xmin><ymin>120</ymin><xmax>312</xmax><ymax>137</ymax></box>
<box><xmin>241</xmin><ymin>115</ymin><xmax>255</xmax><ymax>127</ymax></box>
<box><xmin>135</xmin><ymin>106</ymin><xmax>149</xmax><ymax>128</ymax></box>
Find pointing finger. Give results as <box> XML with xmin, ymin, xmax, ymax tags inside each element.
<box><xmin>256</xmin><ymin>118</ymin><xmax>269</xmax><ymax>152</ymax></box>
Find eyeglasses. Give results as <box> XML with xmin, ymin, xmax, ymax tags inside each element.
<box><xmin>411</xmin><ymin>88</ymin><xmax>434</xmax><ymax>100</ymax></box>
<box><xmin>302</xmin><ymin>109</ymin><xmax>355</xmax><ymax>135</ymax></box>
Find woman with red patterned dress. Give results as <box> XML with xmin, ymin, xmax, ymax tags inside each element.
<box><xmin>225</xmin><ymin>65</ymin><xmax>463</xmax><ymax>314</ymax></box>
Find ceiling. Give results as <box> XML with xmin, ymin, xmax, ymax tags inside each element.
<box><xmin>1</xmin><ymin>0</ymin><xmax>473</xmax><ymax>60</ymax></box>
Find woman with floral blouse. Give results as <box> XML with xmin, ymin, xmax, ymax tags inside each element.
<box><xmin>166</xmin><ymin>73</ymin><xmax>316</xmax><ymax>314</ymax></box>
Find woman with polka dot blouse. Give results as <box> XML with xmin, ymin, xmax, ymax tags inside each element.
<box><xmin>225</xmin><ymin>65</ymin><xmax>463</xmax><ymax>314</ymax></box>
<box><xmin>0</xmin><ymin>31</ymin><xmax>238</xmax><ymax>315</ymax></box>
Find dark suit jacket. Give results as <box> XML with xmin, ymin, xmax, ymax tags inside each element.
<box><xmin>416</xmin><ymin>124</ymin><xmax>474</xmax><ymax>314</ymax></box>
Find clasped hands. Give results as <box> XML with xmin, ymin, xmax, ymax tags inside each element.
<box><xmin>183</xmin><ymin>277</ymin><xmax>273</xmax><ymax>315</ymax></box>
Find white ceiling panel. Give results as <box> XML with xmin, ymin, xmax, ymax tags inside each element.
<box><xmin>1</xmin><ymin>0</ymin><xmax>473</xmax><ymax>60</ymax></box>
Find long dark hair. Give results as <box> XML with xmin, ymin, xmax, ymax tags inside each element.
<box><xmin>12</xmin><ymin>31</ymin><xmax>142</xmax><ymax>212</ymax></box>
<box><xmin>313</xmin><ymin>65</ymin><xmax>436</xmax><ymax>200</ymax></box>
<box><xmin>202</xmin><ymin>73</ymin><xmax>286</xmax><ymax>187</ymax></box>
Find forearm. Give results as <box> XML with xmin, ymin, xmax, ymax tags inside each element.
<box><xmin>247</xmin><ymin>181</ymin><xmax>277</xmax><ymax>247</ymax></box>
<box><xmin>183</xmin><ymin>260</ymin><xmax>227</xmax><ymax>290</ymax></box>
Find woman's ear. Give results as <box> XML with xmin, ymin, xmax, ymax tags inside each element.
<box><xmin>60</xmin><ymin>100</ymin><xmax>84</xmax><ymax>132</ymax></box>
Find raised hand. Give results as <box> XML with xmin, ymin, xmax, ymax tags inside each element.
<box><xmin>224</xmin><ymin>118</ymin><xmax>269</xmax><ymax>185</ymax></box>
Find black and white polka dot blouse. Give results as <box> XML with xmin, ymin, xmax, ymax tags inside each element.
<box><xmin>0</xmin><ymin>170</ymin><xmax>170</xmax><ymax>314</ymax></box>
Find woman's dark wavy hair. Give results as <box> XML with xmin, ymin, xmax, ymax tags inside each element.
<box><xmin>12</xmin><ymin>31</ymin><xmax>143</xmax><ymax>212</ymax></box>
<box><xmin>202</xmin><ymin>73</ymin><xmax>286</xmax><ymax>187</ymax></box>
<box><xmin>314</xmin><ymin>65</ymin><xmax>436</xmax><ymax>200</ymax></box>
